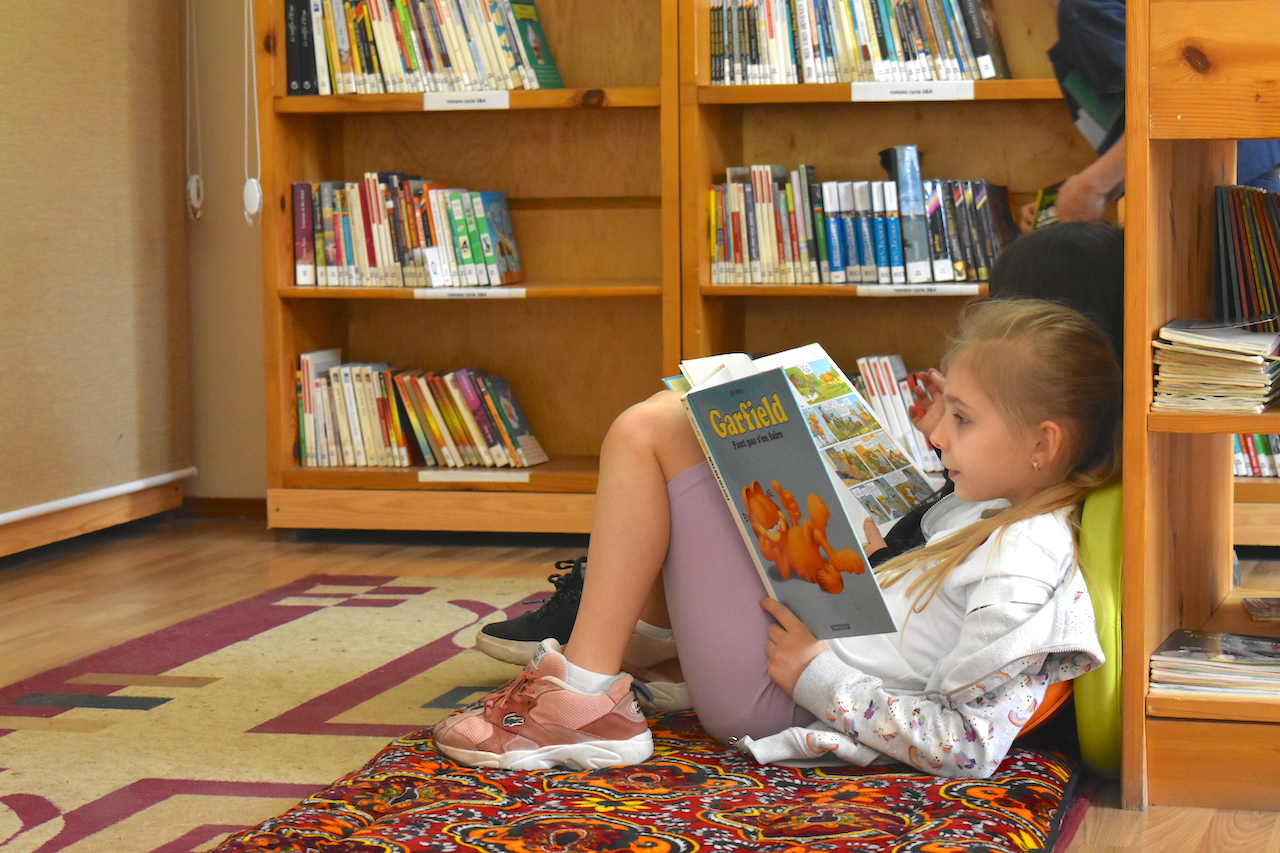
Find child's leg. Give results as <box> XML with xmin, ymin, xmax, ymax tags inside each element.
<box><xmin>564</xmin><ymin>390</ymin><xmax>705</xmax><ymax>678</ymax></box>
<box><xmin>662</xmin><ymin>462</ymin><xmax>815</xmax><ymax>744</ymax></box>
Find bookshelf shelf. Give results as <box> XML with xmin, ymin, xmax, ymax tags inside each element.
<box><xmin>274</xmin><ymin>87</ymin><xmax>663</xmax><ymax>113</ymax></box>
<box><xmin>280</xmin><ymin>456</ymin><xmax>598</xmax><ymax>492</ymax></box>
<box><xmin>1148</xmin><ymin>408</ymin><xmax>1280</xmax><ymax>433</ymax></box>
<box><xmin>696</xmin><ymin>78</ymin><xmax>1065</xmax><ymax>104</ymax></box>
<box><xmin>1236</xmin><ymin>477</ymin><xmax>1280</xmax><ymax>502</ymax></box>
<box><xmin>698</xmin><ymin>284</ymin><xmax>990</xmax><ymax>297</ymax></box>
<box><xmin>279</xmin><ymin>280</ymin><xmax>664</xmax><ymax>299</ymax></box>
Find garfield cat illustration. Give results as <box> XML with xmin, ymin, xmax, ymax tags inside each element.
<box><xmin>742</xmin><ymin>480</ymin><xmax>865</xmax><ymax>594</ymax></box>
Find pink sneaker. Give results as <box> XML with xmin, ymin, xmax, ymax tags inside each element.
<box><xmin>433</xmin><ymin>639</ymin><xmax>653</xmax><ymax>770</ymax></box>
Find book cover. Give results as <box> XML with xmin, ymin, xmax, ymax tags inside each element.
<box><xmin>477</xmin><ymin>190</ymin><xmax>523</xmax><ymax>283</ymax></box>
<box><xmin>337</xmin><ymin>365</ymin><xmax>370</xmax><ymax>466</ymax></box>
<box><xmin>327</xmin><ymin>366</ymin><xmax>358</xmax><ymax>465</ymax></box>
<box><xmin>941</xmin><ymin>179</ymin><xmax>972</xmax><ymax>280</ymax></box>
<box><xmin>1152</xmin><ymin>628</ymin><xmax>1280</xmax><ymax>671</ymax></box>
<box><xmin>1030</xmin><ymin>180</ymin><xmax>1062</xmax><ymax>230</ymax></box>
<box><xmin>297</xmin><ymin>0</ymin><xmax>320</xmax><ymax>93</ymax></box>
<box><xmin>482</xmin><ymin>373</ymin><xmax>549</xmax><ymax>465</ymax></box>
<box><xmin>681</xmin><ymin>343</ymin><xmax>939</xmax><ymax>638</ymax></box>
<box><xmin>978</xmin><ymin>179</ymin><xmax>1019</xmax><ymax>261</ymax></box>
<box><xmin>960</xmin><ymin>180</ymin><xmax>989</xmax><ymax>281</ymax></box>
<box><xmin>469</xmin><ymin>192</ymin><xmax>503</xmax><ymax>284</ymax></box>
<box><xmin>508</xmin><ymin>0</ymin><xmax>563</xmax><ymax>88</ymax></box>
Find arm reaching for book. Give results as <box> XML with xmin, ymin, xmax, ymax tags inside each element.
<box><xmin>907</xmin><ymin>369</ymin><xmax>946</xmax><ymax>436</ymax></box>
<box><xmin>1020</xmin><ymin>136</ymin><xmax>1127</xmax><ymax>230</ymax></box>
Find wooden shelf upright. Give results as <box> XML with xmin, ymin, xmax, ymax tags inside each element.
<box><xmin>1124</xmin><ymin>0</ymin><xmax>1280</xmax><ymax>810</ymax></box>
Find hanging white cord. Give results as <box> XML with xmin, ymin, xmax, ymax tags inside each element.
<box><xmin>184</xmin><ymin>0</ymin><xmax>203</xmax><ymax>219</ymax></box>
<box><xmin>243</xmin><ymin>0</ymin><xmax>263</xmax><ymax>223</ymax></box>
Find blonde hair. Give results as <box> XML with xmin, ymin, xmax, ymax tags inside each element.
<box><xmin>875</xmin><ymin>298</ymin><xmax>1122</xmax><ymax>608</ymax></box>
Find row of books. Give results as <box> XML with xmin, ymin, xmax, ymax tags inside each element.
<box><xmin>293</xmin><ymin>174</ymin><xmax>522</xmax><ymax>288</ymax></box>
<box><xmin>298</xmin><ymin>349</ymin><xmax>548</xmax><ymax>469</ymax></box>
<box><xmin>1152</xmin><ymin>320</ymin><xmax>1280</xmax><ymax>414</ymax></box>
<box><xmin>285</xmin><ymin>0</ymin><xmax>563</xmax><ymax>96</ymax></box>
<box><xmin>851</xmin><ymin>355</ymin><xmax>943</xmax><ymax>477</ymax></box>
<box><xmin>1233</xmin><ymin>434</ymin><xmax>1280</xmax><ymax>477</ymax></box>
<box><xmin>709</xmin><ymin>148</ymin><xmax>1017</xmax><ymax>291</ymax></box>
<box><xmin>708</xmin><ymin>0</ymin><xmax>1010</xmax><ymax>85</ymax></box>
<box><xmin>1150</xmin><ymin>628</ymin><xmax>1280</xmax><ymax>696</ymax></box>
<box><xmin>1213</xmin><ymin>185</ymin><xmax>1280</xmax><ymax>330</ymax></box>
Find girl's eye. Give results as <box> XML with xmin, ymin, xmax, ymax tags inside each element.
<box><xmin>953</xmin><ymin>413</ymin><xmax>968</xmax><ymax>425</ymax></box>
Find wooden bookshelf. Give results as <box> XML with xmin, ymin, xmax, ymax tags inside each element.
<box><xmin>1124</xmin><ymin>0</ymin><xmax>1280</xmax><ymax>810</ymax></box>
<box><xmin>254</xmin><ymin>0</ymin><xmax>681</xmax><ymax>533</ymax></box>
<box><xmin>677</xmin><ymin>0</ymin><xmax>1096</xmax><ymax>389</ymax></box>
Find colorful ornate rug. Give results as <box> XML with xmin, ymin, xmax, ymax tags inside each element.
<box><xmin>0</xmin><ymin>574</ymin><xmax>1085</xmax><ymax>853</ymax></box>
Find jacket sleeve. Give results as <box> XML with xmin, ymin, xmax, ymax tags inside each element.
<box><xmin>790</xmin><ymin>646</ymin><xmax>1051</xmax><ymax>778</ymax></box>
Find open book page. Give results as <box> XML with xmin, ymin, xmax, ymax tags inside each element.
<box><xmin>679</xmin><ymin>343</ymin><xmax>936</xmax><ymax>639</ymax></box>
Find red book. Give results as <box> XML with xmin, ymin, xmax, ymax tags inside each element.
<box><xmin>1243</xmin><ymin>432</ymin><xmax>1262</xmax><ymax>476</ymax></box>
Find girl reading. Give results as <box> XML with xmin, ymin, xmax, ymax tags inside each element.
<box><xmin>433</xmin><ymin>298</ymin><xmax>1118</xmax><ymax>779</ymax></box>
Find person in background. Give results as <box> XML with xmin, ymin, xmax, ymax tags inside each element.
<box><xmin>1023</xmin><ymin>0</ymin><xmax>1280</xmax><ymax>229</ymax></box>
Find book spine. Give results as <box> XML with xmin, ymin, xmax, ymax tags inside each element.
<box><xmin>293</xmin><ymin>183</ymin><xmax>317</xmax><ymax>285</ymax></box>
<box><xmin>802</xmin><ymin>165</ymin><xmax>829</xmax><ymax>283</ymax></box>
<box><xmin>309</xmin><ymin>0</ymin><xmax>335</xmax><ymax>94</ymax></box>
<box><xmin>415</xmin><ymin>372</ymin><xmax>462</xmax><ymax>465</ymax></box>
<box><xmin>1256</xmin><ymin>435</ymin><xmax>1277</xmax><ymax>477</ymax></box>
<box><xmin>821</xmin><ymin>182</ymin><xmax>847</xmax><ymax>284</ymax></box>
<box><xmin>952</xmin><ymin>0</ymin><xmax>994</xmax><ymax>78</ymax></box>
<box><xmin>922</xmin><ymin>179</ymin><xmax>953</xmax><ymax>282</ymax></box>
<box><xmin>892</xmin><ymin>145</ymin><xmax>933</xmax><ymax>283</ymax></box>
<box><xmin>339</xmin><ymin>366</ymin><xmax>369</xmax><ymax>466</ymax></box>
<box><xmin>296</xmin><ymin>0</ymin><xmax>319</xmax><ymax>93</ymax></box>
<box><xmin>882</xmin><ymin>181</ymin><xmax>907</xmax><ymax>284</ymax></box>
<box><xmin>1243</xmin><ymin>432</ymin><xmax>1263</xmax><ymax>476</ymax></box>
<box><xmin>961</xmin><ymin>180</ymin><xmax>990</xmax><ymax>281</ymax></box>
<box><xmin>327</xmin><ymin>367</ymin><xmax>357</xmax><ymax>465</ymax></box>
<box><xmin>870</xmin><ymin>181</ymin><xmax>891</xmax><ymax>284</ymax></box>
<box><xmin>742</xmin><ymin>181</ymin><xmax>762</xmax><ymax>283</ymax></box>
<box><xmin>837</xmin><ymin>181</ymin><xmax>862</xmax><ymax>283</ymax></box>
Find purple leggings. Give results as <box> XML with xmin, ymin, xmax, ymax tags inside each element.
<box><xmin>662</xmin><ymin>462</ymin><xmax>816</xmax><ymax>744</ymax></box>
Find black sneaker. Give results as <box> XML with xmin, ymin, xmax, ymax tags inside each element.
<box><xmin>476</xmin><ymin>557</ymin><xmax>585</xmax><ymax>665</ymax></box>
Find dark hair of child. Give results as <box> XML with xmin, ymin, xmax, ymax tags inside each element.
<box><xmin>988</xmin><ymin>221</ymin><xmax>1125</xmax><ymax>363</ymax></box>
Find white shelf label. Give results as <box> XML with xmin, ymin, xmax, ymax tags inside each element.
<box><xmin>413</xmin><ymin>287</ymin><xmax>526</xmax><ymax>299</ymax></box>
<box><xmin>422</xmin><ymin>91</ymin><xmax>511</xmax><ymax>110</ymax></box>
<box><xmin>850</xmin><ymin>81</ymin><xmax>975</xmax><ymax>102</ymax></box>
<box><xmin>856</xmin><ymin>283</ymin><xmax>981</xmax><ymax>296</ymax></box>
<box><xmin>418</xmin><ymin>470</ymin><xmax>531</xmax><ymax>483</ymax></box>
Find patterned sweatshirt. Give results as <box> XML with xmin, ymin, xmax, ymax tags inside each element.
<box><xmin>738</xmin><ymin>494</ymin><xmax>1105</xmax><ymax>778</ymax></box>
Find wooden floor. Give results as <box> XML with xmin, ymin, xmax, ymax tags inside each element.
<box><xmin>2</xmin><ymin>512</ymin><xmax>1279</xmax><ymax>852</ymax></box>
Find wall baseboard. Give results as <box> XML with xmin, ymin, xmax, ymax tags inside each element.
<box><xmin>0</xmin><ymin>483</ymin><xmax>183</xmax><ymax>560</ymax></box>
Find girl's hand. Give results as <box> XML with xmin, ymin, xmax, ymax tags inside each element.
<box><xmin>907</xmin><ymin>369</ymin><xmax>946</xmax><ymax>437</ymax></box>
<box><xmin>863</xmin><ymin>517</ymin><xmax>887</xmax><ymax>555</ymax></box>
<box><xmin>760</xmin><ymin>597</ymin><xmax>829</xmax><ymax>697</ymax></box>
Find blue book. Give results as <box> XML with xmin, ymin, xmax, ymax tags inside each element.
<box><xmin>883</xmin><ymin>181</ymin><xmax>907</xmax><ymax>284</ymax></box>
<box><xmin>838</xmin><ymin>182</ymin><xmax>863</xmax><ymax>282</ymax></box>
<box><xmin>821</xmin><ymin>182</ymin><xmax>846</xmax><ymax>283</ymax></box>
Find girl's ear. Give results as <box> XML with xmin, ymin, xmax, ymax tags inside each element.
<box><xmin>1034</xmin><ymin>420</ymin><xmax>1066</xmax><ymax>470</ymax></box>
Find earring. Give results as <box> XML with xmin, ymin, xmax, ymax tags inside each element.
<box><xmin>1032</xmin><ymin>460</ymin><xmax>1040</xmax><ymax>470</ymax></box>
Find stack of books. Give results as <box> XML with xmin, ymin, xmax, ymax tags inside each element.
<box><xmin>1151</xmin><ymin>320</ymin><xmax>1280</xmax><ymax>414</ymax></box>
<box><xmin>708</xmin><ymin>146</ymin><xmax>1017</xmax><ymax>294</ymax></box>
<box><xmin>286</xmin><ymin>0</ymin><xmax>563</xmax><ymax>95</ymax></box>
<box><xmin>298</xmin><ymin>349</ymin><xmax>548</xmax><ymax>469</ymax></box>
<box><xmin>1150</xmin><ymin>628</ymin><xmax>1280</xmax><ymax>696</ymax></box>
<box><xmin>293</xmin><ymin>174</ymin><xmax>522</xmax><ymax>288</ymax></box>
<box><xmin>708</xmin><ymin>0</ymin><xmax>1010</xmax><ymax>85</ymax></box>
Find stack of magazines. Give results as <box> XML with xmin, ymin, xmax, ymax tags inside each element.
<box><xmin>1149</xmin><ymin>628</ymin><xmax>1280</xmax><ymax>695</ymax></box>
<box><xmin>1152</xmin><ymin>320</ymin><xmax>1280</xmax><ymax>413</ymax></box>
